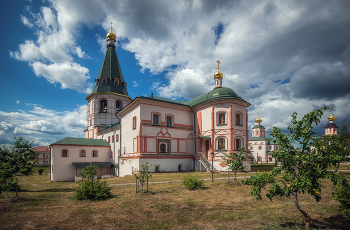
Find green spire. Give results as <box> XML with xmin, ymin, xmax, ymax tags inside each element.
<box><xmin>92</xmin><ymin>44</ymin><xmax>128</xmax><ymax>96</ymax></box>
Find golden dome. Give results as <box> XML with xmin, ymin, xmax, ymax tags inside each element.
<box><xmin>328</xmin><ymin>112</ymin><xmax>335</xmax><ymax>121</ymax></box>
<box><xmin>255</xmin><ymin>114</ymin><xmax>262</xmax><ymax>123</ymax></box>
<box><xmin>214</xmin><ymin>69</ymin><xmax>223</xmax><ymax>78</ymax></box>
<box><xmin>106</xmin><ymin>27</ymin><xmax>116</xmax><ymax>41</ymax></box>
<box><xmin>214</xmin><ymin>59</ymin><xmax>223</xmax><ymax>78</ymax></box>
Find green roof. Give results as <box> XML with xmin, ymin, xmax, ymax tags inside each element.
<box><xmin>186</xmin><ymin>87</ymin><xmax>249</xmax><ymax>107</ymax></box>
<box><xmin>92</xmin><ymin>44</ymin><xmax>128</xmax><ymax>96</ymax></box>
<box><xmin>52</xmin><ymin>137</ymin><xmax>110</xmax><ymax>146</ymax></box>
<box><xmin>253</xmin><ymin>125</ymin><xmax>265</xmax><ymax>129</ymax></box>
<box><xmin>72</xmin><ymin>162</ymin><xmax>113</xmax><ymax>168</ymax></box>
<box><xmin>139</xmin><ymin>96</ymin><xmax>189</xmax><ymax>107</ymax></box>
<box><xmin>249</xmin><ymin>136</ymin><xmax>269</xmax><ymax>141</ymax></box>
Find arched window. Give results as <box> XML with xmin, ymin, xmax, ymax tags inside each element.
<box><xmin>236</xmin><ymin>139</ymin><xmax>242</xmax><ymax>150</ymax></box>
<box><xmin>112</xmin><ymin>135</ymin><xmax>114</xmax><ymax>143</ymax></box>
<box><xmin>100</xmin><ymin>100</ymin><xmax>107</xmax><ymax>113</ymax></box>
<box><xmin>259</xmin><ymin>146</ymin><xmax>262</xmax><ymax>150</ymax></box>
<box><xmin>108</xmin><ymin>136</ymin><xmax>110</xmax><ymax>143</ymax></box>
<box><xmin>116</xmin><ymin>134</ymin><xmax>119</xmax><ymax>142</ymax></box>
<box><xmin>102</xmin><ymin>76</ymin><xmax>107</xmax><ymax>84</ymax></box>
<box><xmin>61</xmin><ymin>149</ymin><xmax>68</xmax><ymax>157</ymax></box>
<box><xmin>133</xmin><ymin>117</ymin><xmax>136</xmax><ymax>129</ymax></box>
<box><xmin>114</xmin><ymin>78</ymin><xmax>119</xmax><ymax>85</ymax></box>
<box><xmin>218</xmin><ymin>138</ymin><xmax>226</xmax><ymax>150</ymax></box>
<box><xmin>116</xmin><ymin>101</ymin><xmax>121</xmax><ymax>113</ymax></box>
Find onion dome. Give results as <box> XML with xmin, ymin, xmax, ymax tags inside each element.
<box><xmin>214</xmin><ymin>59</ymin><xmax>223</xmax><ymax>78</ymax></box>
<box><xmin>106</xmin><ymin>27</ymin><xmax>116</xmax><ymax>41</ymax></box>
<box><xmin>255</xmin><ymin>114</ymin><xmax>262</xmax><ymax>123</ymax></box>
<box><xmin>328</xmin><ymin>112</ymin><xmax>335</xmax><ymax>121</ymax></box>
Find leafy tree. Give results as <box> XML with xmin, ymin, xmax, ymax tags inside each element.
<box><xmin>0</xmin><ymin>136</ymin><xmax>36</xmax><ymax>195</ymax></box>
<box><xmin>134</xmin><ymin>162</ymin><xmax>152</xmax><ymax>192</ymax></box>
<box><xmin>243</xmin><ymin>107</ymin><xmax>346</xmax><ymax>229</ymax></box>
<box><xmin>222</xmin><ymin>146</ymin><xmax>249</xmax><ymax>182</ymax></box>
<box><xmin>74</xmin><ymin>164</ymin><xmax>112</xmax><ymax>200</ymax></box>
<box><xmin>319</xmin><ymin>121</ymin><xmax>350</xmax><ymax>172</ymax></box>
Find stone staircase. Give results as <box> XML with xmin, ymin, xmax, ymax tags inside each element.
<box><xmin>199</xmin><ymin>152</ymin><xmax>219</xmax><ymax>173</ymax></box>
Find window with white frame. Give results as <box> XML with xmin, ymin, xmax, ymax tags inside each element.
<box><xmin>157</xmin><ymin>139</ymin><xmax>171</xmax><ymax>154</ymax></box>
<box><xmin>45</xmin><ymin>154</ymin><xmax>49</xmax><ymax>158</ymax></box>
<box><xmin>116</xmin><ymin>101</ymin><xmax>121</xmax><ymax>113</ymax></box>
<box><xmin>102</xmin><ymin>76</ymin><xmax>107</xmax><ymax>84</ymax></box>
<box><xmin>92</xmin><ymin>150</ymin><xmax>98</xmax><ymax>157</ymax></box>
<box><xmin>45</xmin><ymin>159</ymin><xmax>49</xmax><ymax>164</ymax></box>
<box><xmin>39</xmin><ymin>154</ymin><xmax>43</xmax><ymax>158</ymax></box>
<box><xmin>39</xmin><ymin>159</ymin><xmax>43</xmax><ymax>164</ymax></box>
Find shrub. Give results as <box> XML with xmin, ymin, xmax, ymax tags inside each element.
<box><xmin>74</xmin><ymin>164</ymin><xmax>112</xmax><ymax>200</ymax></box>
<box><xmin>333</xmin><ymin>181</ymin><xmax>350</xmax><ymax>213</ymax></box>
<box><xmin>74</xmin><ymin>180</ymin><xmax>112</xmax><ymax>200</ymax></box>
<box><xmin>38</xmin><ymin>169</ymin><xmax>44</xmax><ymax>175</ymax></box>
<box><xmin>182</xmin><ymin>176</ymin><xmax>204</xmax><ymax>190</ymax></box>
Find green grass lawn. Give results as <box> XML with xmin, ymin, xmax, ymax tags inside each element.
<box><xmin>1</xmin><ymin>171</ymin><xmax>349</xmax><ymax>230</ymax></box>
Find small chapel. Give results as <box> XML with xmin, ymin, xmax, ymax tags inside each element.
<box><xmin>50</xmin><ymin>26</ymin><xmax>280</xmax><ymax>182</ymax></box>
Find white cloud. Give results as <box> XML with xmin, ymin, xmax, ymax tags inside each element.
<box><xmin>0</xmin><ymin>104</ymin><xmax>87</xmax><ymax>145</ymax></box>
<box><xmin>16</xmin><ymin>100</ymin><xmax>20</xmax><ymax>104</ymax></box>
<box><xmin>32</xmin><ymin>62</ymin><xmax>93</xmax><ymax>93</ymax></box>
<box><xmin>133</xmin><ymin>81</ymin><xmax>139</xmax><ymax>87</ymax></box>
<box><xmin>21</xmin><ymin>15</ymin><xmax>33</xmax><ymax>28</ymax></box>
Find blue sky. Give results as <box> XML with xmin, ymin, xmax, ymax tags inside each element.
<box><xmin>1</xmin><ymin>0</ymin><xmax>350</xmax><ymax>146</ymax></box>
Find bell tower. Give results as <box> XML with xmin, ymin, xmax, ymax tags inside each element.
<box><xmin>325</xmin><ymin>109</ymin><xmax>338</xmax><ymax>136</ymax></box>
<box><xmin>84</xmin><ymin>23</ymin><xmax>132</xmax><ymax>139</ymax></box>
<box><xmin>252</xmin><ymin>114</ymin><xmax>265</xmax><ymax>138</ymax></box>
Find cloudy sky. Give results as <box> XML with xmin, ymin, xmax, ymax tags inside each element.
<box><xmin>1</xmin><ymin>0</ymin><xmax>350</xmax><ymax>146</ymax></box>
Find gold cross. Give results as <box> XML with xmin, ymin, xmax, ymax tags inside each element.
<box><xmin>111</xmin><ymin>22</ymin><xmax>113</xmax><ymax>29</ymax></box>
<box><xmin>216</xmin><ymin>59</ymin><xmax>221</xmax><ymax>69</ymax></box>
<box><xmin>331</xmin><ymin>107</ymin><xmax>333</xmax><ymax>113</ymax></box>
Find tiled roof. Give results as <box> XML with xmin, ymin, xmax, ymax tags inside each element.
<box><xmin>253</xmin><ymin>125</ymin><xmax>265</xmax><ymax>129</ymax></box>
<box><xmin>52</xmin><ymin>137</ymin><xmax>110</xmax><ymax>146</ymax></box>
<box><xmin>186</xmin><ymin>87</ymin><xmax>249</xmax><ymax>107</ymax></box>
<box><xmin>33</xmin><ymin>146</ymin><xmax>50</xmax><ymax>151</ymax></box>
<box><xmin>92</xmin><ymin>45</ymin><xmax>128</xmax><ymax>96</ymax></box>
<box><xmin>249</xmin><ymin>136</ymin><xmax>269</xmax><ymax>141</ymax></box>
<box><xmin>139</xmin><ymin>96</ymin><xmax>189</xmax><ymax>106</ymax></box>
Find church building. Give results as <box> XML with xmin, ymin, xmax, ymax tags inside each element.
<box><xmin>50</xmin><ymin>26</ymin><xmax>253</xmax><ymax>182</ymax></box>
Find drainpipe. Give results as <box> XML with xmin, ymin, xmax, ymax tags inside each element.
<box><xmin>116</xmin><ymin>115</ymin><xmax>121</xmax><ymax>177</ymax></box>
<box><xmin>191</xmin><ymin>107</ymin><xmax>197</xmax><ymax>171</ymax></box>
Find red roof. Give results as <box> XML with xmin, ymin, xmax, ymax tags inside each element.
<box><xmin>33</xmin><ymin>146</ymin><xmax>50</xmax><ymax>152</ymax></box>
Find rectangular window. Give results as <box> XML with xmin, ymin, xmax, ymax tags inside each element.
<box><xmin>166</xmin><ymin>116</ymin><xmax>172</xmax><ymax>127</ymax></box>
<box><xmin>45</xmin><ymin>159</ymin><xmax>49</xmax><ymax>164</ymax></box>
<box><xmin>153</xmin><ymin>114</ymin><xmax>159</xmax><ymax>125</ymax></box>
<box><xmin>236</xmin><ymin>114</ymin><xmax>242</xmax><ymax>125</ymax></box>
<box><xmin>92</xmin><ymin>150</ymin><xmax>98</xmax><ymax>157</ymax></box>
<box><xmin>218</xmin><ymin>113</ymin><xmax>225</xmax><ymax>124</ymax></box>
<box><xmin>116</xmin><ymin>134</ymin><xmax>119</xmax><ymax>142</ymax></box>
<box><xmin>112</xmin><ymin>135</ymin><xmax>114</xmax><ymax>143</ymax></box>
<box><xmin>39</xmin><ymin>154</ymin><xmax>43</xmax><ymax>158</ymax></box>
<box><xmin>45</xmin><ymin>154</ymin><xmax>49</xmax><ymax>158</ymax></box>
<box><xmin>62</xmin><ymin>150</ymin><xmax>68</xmax><ymax>157</ymax></box>
<box><xmin>39</xmin><ymin>159</ymin><xmax>43</xmax><ymax>164</ymax></box>
<box><xmin>79</xmin><ymin>150</ymin><xmax>86</xmax><ymax>157</ymax></box>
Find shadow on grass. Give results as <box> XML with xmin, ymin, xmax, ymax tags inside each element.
<box><xmin>256</xmin><ymin>215</ymin><xmax>350</xmax><ymax>230</ymax></box>
<box><xmin>19</xmin><ymin>188</ymin><xmax>75</xmax><ymax>192</ymax></box>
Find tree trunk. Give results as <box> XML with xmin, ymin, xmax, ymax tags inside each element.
<box><xmin>234</xmin><ymin>170</ymin><xmax>237</xmax><ymax>181</ymax></box>
<box><xmin>228</xmin><ymin>170</ymin><xmax>230</xmax><ymax>182</ymax></box>
<box><xmin>293</xmin><ymin>193</ymin><xmax>311</xmax><ymax>229</ymax></box>
<box><xmin>335</xmin><ymin>162</ymin><xmax>340</xmax><ymax>173</ymax></box>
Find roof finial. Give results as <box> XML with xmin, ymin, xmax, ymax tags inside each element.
<box><xmin>216</xmin><ymin>59</ymin><xmax>221</xmax><ymax>69</ymax></box>
<box><xmin>106</xmin><ymin>22</ymin><xmax>116</xmax><ymax>41</ymax></box>
<box><xmin>111</xmin><ymin>22</ymin><xmax>113</xmax><ymax>30</ymax></box>
<box><xmin>328</xmin><ymin>107</ymin><xmax>335</xmax><ymax>121</ymax></box>
<box><xmin>255</xmin><ymin>112</ymin><xmax>262</xmax><ymax>123</ymax></box>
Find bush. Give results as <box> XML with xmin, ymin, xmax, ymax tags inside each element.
<box><xmin>74</xmin><ymin>164</ymin><xmax>112</xmax><ymax>200</ymax></box>
<box><xmin>333</xmin><ymin>181</ymin><xmax>350</xmax><ymax>213</ymax></box>
<box><xmin>182</xmin><ymin>176</ymin><xmax>204</xmax><ymax>190</ymax></box>
<box><xmin>74</xmin><ymin>180</ymin><xmax>112</xmax><ymax>200</ymax></box>
<box><xmin>38</xmin><ymin>169</ymin><xmax>44</xmax><ymax>175</ymax></box>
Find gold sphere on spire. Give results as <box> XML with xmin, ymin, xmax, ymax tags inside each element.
<box><xmin>214</xmin><ymin>59</ymin><xmax>223</xmax><ymax>78</ymax></box>
<box><xmin>106</xmin><ymin>22</ymin><xmax>116</xmax><ymax>41</ymax></box>
<box><xmin>255</xmin><ymin>114</ymin><xmax>262</xmax><ymax>123</ymax></box>
<box><xmin>328</xmin><ymin>112</ymin><xmax>335</xmax><ymax>121</ymax></box>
